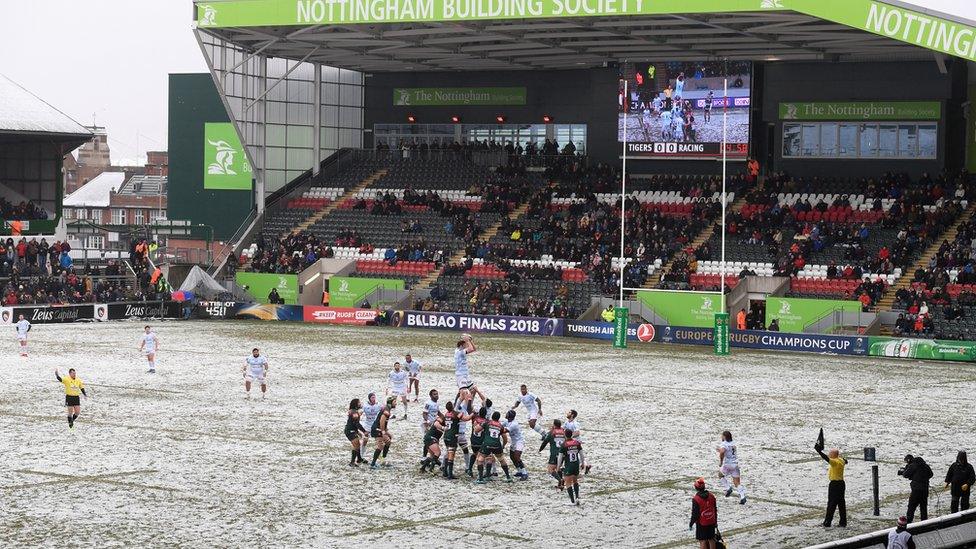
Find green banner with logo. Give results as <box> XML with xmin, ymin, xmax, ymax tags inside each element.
<box><xmin>204</xmin><ymin>122</ymin><xmax>252</xmax><ymax>190</ymax></box>
<box><xmin>636</xmin><ymin>290</ymin><xmax>722</xmax><ymax>328</ymax></box>
<box><xmin>868</xmin><ymin>336</ymin><xmax>976</xmax><ymax>362</ymax></box>
<box><xmin>329</xmin><ymin>276</ymin><xmax>404</xmax><ymax>307</ymax></box>
<box><xmin>236</xmin><ymin>272</ymin><xmax>299</xmax><ymax>304</ymax></box>
<box><xmin>765</xmin><ymin>297</ymin><xmax>861</xmax><ymax>334</ymax></box>
<box><xmin>195</xmin><ymin>0</ymin><xmax>786</xmax><ymax>28</ymax></box>
<box><xmin>394</xmin><ymin>87</ymin><xmax>526</xmax><ymax>106</ymax></box>
<box><xmin>195</xmin><ymin>0</ymin><xmax>976</xmax><ymax>63</ymax></box>
<box><xmin>794</xmin><ymin>0</ymin><xmax>976</xmax><ymax>64</ymax></box>
<box><xmin>779</xmin><ymin>101</ymin><xmax>941</xmax><ymax>121</ymax></box>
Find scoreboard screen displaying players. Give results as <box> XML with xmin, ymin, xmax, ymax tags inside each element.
<box><xmin>618</xmin><ymin>61</ymin><xmax>752</xmax><ymax>159</ymax></box>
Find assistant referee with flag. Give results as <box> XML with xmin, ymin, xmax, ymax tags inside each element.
<box><xmin>816</xmin><ymin>444</ymin><xmax>848</xmax><ymax>527</ymax></box>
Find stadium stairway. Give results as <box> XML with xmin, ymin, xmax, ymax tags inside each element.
<box><xmin>642</xmin><ymin>192</ymin><xmax>750</xmax><ymax>290</ymax></box>
<box><xmin>874</xmin><ymin>200</ymin><xmax>976</xmax><ymax>312</ymax></box>
<box><xmin>289</xmin><ymin>169</ymin><xmax>388</xmax><ymax>236</ymax></box>
<box><xmin>413</xmin><ymin>201</ymin><xmax>534</xmax><ymax>291</ymax></box>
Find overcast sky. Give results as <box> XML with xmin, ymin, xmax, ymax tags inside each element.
<box><xmin>0</xmin><ymin>1</ymin><xmax>207</xmax><ymax>165</ymax></box>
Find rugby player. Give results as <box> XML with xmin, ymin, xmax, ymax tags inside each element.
<box><xmin>387</xmin><ymin>361</ymin><xmax>409</xmax><ymax>419</ymax></box>
<box><xmin>243</xmin><ymin>348</ymin><xmax>269</xmax><ymax>399</ymax></box>
<box><xmin>345</xmin><ymin>399</ymin><xmax>367</xmax><ymax>466</ymax></box>
<box><xmin>454</xmin><ymin>334</ymin><xmax>485</xmax><ymax>402</ymax></box>
<box><xmin>138</xmin><ymin>325</ymin><xmax>158</xmax><ymax>373</ymax></box>
<box><xmin>559</xmin><ymin>429</ymin><xmax>585</xmax><ymax>505</ymax></box>
<box><xmin>718</xmin><ymin>430</ymin><xmax>747</xmax><ymax>504</ymax></box>
<box><xmin>370</xmin><ymin>397</ymin><xmax>396</xmax><ymax>469</ymax></box>
<box><xmin>404</xmin><ymin>353</ymin><xmax>422</xmax><ymax>402</ymax></box>
<box><xmin>503</xmin><ymin>410</ymin><xmax>528</xmax><ymax>480</ymax></box>
<box><xmin>511</xmin><ymin>384</ymin><xmax>543</xmax><ymax>432</ymax></box>
<box><xmin>15</xmin><ymin>314</ymin><xmax>30</xmax><ymax>357</ymax></box>
<box><xmin>540</xmin><ymin>419</ymin><xmax>567</xmax><ymax>489</ymax></box>
<box><xmin>476</xmin><ymin>411</ymin><xmax>512</xmax><ymax>483</ymax></box>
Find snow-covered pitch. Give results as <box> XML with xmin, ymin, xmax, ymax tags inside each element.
<box><xmin>2</xmin><ymin>320</ymin><xmax>971</xmax><ymax>548</ymax></box>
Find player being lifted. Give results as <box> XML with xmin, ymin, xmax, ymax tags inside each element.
<box><xmin>476</xmin><ymin>410</ymin><xmax>513</xmax><ymax>483</ymax></box>
<box><xmin>419</xmin><ymin>412</ymin><xmax>445</xmax><ymax>473</ymax></box>
<box><xmin>345</xmin><ymin>399</ymin><xmax>367</xmax><ymax>466</ymax></box>
<box><xmin>718</xmin><ymin>430</ymin><xmax>747</xmax><ymax>504</ymax></box>
<box><xmin>55</xmin><ymin>368</ymin><xmax>86</xmax><ymax>429</ymax></box>
<box><xmin>369</xmin><ymin>396</ymin><xmax>396</xmax><ymax>469</ymax></box>
<box><xmin>559</xmin><ymin>429</ymin><xmax>585</xmax><ymax>506</ymax></box>
<box><xmin>454</xmin><ymin>334</ymin><xmax>485</xmax><ymax>402</ymax></box>
<box><xmin>15</xmin><ymin>314</ymin><xmax>30</xmax><ymax>357</ymax></box>
<box><xmin>243</xmin><ymin>348</ymin><xmax>269</xmax><ymax>399</ymax></box>
<box><xmin>540</xmin><ymin>418</ymin><xmax>567</xmax><ymax>489</ymax></box>
<box><xmin>387</xmin><ymin>361</ymin><xmax>409</xmax><ymax>419</ymax></box>
<box><xmin>139</xmin><ymin>325</ymin><xmax>158</xmax><ymax>373</ymax></box>
<box><xmin>404</xmin><ymin>353</ymin><xmax>422</xmax><ymax>402</ymax></box>
<box><xmin>503</xmin><ymin>410</ymin><xmax>528</xmax><ymax>480</ymax></box>
<box><xmin>512</xmin><ymin>384</ymin><xmax>543</xmax><ymax>433</ymax></box>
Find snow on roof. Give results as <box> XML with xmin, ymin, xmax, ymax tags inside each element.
<box><xmin>63</xmin><ymin>172</ymin><xmax>126</xmax><ymax>208</ymax></box>
<box><xmin>0</xmin><ymin>73</ymin><xmax>92</xmax><ymax>136</ymax></box>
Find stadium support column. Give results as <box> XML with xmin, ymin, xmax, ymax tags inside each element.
<box><xmin>613</xmin><ymin>78</ymin><xmax>629</xmax><ymax>350</ymax></box>
<box><xmin>313</xmin><ymin>63</ymin><xmax>322</xmax><ymax>176</ymax></box>
<box><xmin>256</xmin><ymin>54</ymin><xmax>267</xmax><ymax>214</ymax></box>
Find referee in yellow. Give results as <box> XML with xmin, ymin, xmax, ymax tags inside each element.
<box><xmin>55</xmin><ymin>368</ymin><xmax>87</xmax><ymax>429</ymax></box>
<box><xmin>816</xmin><ymin>445</ymin><xmax>848</xmax><ymax>527</ymax></box>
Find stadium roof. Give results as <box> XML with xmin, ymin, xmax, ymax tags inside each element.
<box><xmin>64</xmin><ymin>172</ymin><xmax>126</xmax><ymax>208</ymax></box>
<box><xmin>192</xmin><ymin>0</ymin><xmax>976</xmax><ymax>71</ymax></box>
<box><xmin>118</xmin><ymin>175</ymin><xmax>167</xmax><ymax>196</ymax></box>
<box><xmin>0</xmin><ymin>73</ymin><xmax>93</xmax><ymax>139</ymax></box>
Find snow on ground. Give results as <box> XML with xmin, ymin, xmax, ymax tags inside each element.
<box><xmin>1</xmin><ymin>320</ymin><xmax>973</xmax><ymax>548</ymax></box>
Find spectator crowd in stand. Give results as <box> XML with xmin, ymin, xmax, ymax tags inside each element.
<box><xmin>0</xmin><ymin>197</ymin><xmax>48</xmax><ymax>220</ymax></box>
<box><xmin>0</xmin><ymin>235</ymin><xmax>169</xmax><ymax>305</ymax></box>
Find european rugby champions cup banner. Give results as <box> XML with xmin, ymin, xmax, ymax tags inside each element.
<box><xmin>203</xmin><ymin>122</ymin><xmax>252</xmax><ymax>191</ymax></box>
<box><xmin>195</xmin><ymin>1</ymin><xmax>976</xmax><ymax>63</ymax></box>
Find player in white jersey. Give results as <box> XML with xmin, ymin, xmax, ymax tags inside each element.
<box><xmin>15</xmin><ymin>314</ymin><xmax>30</xmax><ymax>357</ymax></box>
<box><xmin>660</xmin><ymin>109</ymin><xmax>674</xmax><ymax>141</ymax></box>
<box><xmin>360</xmin><ymin>393</ymin><xmax>384</xmax><ymax>451</ymax></box>
<box><xmin>503</xmin><ymin>410</ymin><xmax>528</xmax><ymax>480</ymax></box>
<box><xmin>138</xmin><ymin>325</ymin><xmax>158</xmax><ymax>373</ymax></box>
<box><xmin>564</xmin><ymin>409</ymin><xmax>582</xmax><ymax>441</ymax></box>
<box><xmin>718</xmin><ymin>430</ymin><xmax>746</xmax><ymax>504</ymax></box>
<box><xmin>674</xmin><ymin>73</ymin><xmax>685</xmax><ymax>97</ymax></box>
<box><xmin>511</xmin><ymin>384</ymin><xmax>544</xmax><ymax>432</ymax></box>
<box><xmin>564</xmin><ymin>409</ymin><xmax>591</xmax><ymax>474</ymax></box>
<box><xmin>454</xmin><ymin>389</ymin><xmax>474</xmax><ymax>473</ymax></box>
<box><xmin>404</xmin><ymin>354</ymin><xmax>422</xmax><ymax>402</ymax></box>
<box><xmin>387</xmin><ymin>362</ymin><xmax>409</xmax><ymax>419</ymax></box>
<box><xmin>454</xmin><ymin>334</ymin><xmax>485</xmax><ymax>402</ymax></box>
<box><xmin>422</xmin><ymin>389</ymin><xmax>440</xmax><ymax>435</ymax></box>
<box><xmin>243</xmin><ymin>348</ymin><xmax>269</xmax><ymax>399</ymax></box>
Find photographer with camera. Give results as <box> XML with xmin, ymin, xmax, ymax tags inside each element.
<box><xmin>900</xmin><ymin>454</ymin><xmax>933</xmax><ymax>523</ymax></box>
